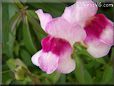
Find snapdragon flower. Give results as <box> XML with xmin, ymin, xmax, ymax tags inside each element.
<box><xmin>62</xmin><ymin>0</ymin><xmax>114</xmax><ymax>58</ymax></box>
<box><xmin>31</xmin><ymin>7</ymin><xmax>87</xmax><ymax>74</ymax></box>
<box><xmin>31</xmin><ymin>0</ymin><xmax>114</xmax><ymax>74</ymax></box>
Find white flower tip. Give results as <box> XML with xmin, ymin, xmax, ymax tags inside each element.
<box><xmin>87</xmin><ymin>44</ymin><xmax>111</xmax><ymax>58</ymax></box>
<box><xmin>31</xmin><ymin>50</ymin><xmax>42</xmax><ymax>66</ymax></box>
<box><xmin>57</xmin><ymin>59</ymin><xmax>76</xmax><ymax>74</ymax></box>
<box><xmin>31</xmin><ymin>55</ymin><xmax>38</xmax><ymax>66</ymax></box>
<box><xmin>35</xmin><ymin>9</ymin><xmax>43</xmax><ymax>15</ymax></box>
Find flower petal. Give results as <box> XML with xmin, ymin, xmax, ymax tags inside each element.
<box><xmin>35</xmin><ymin>9</ymin><xmax>52</xmax><ymax>31</ymax></box>
<box><xmin>84</xmin><ymin>14</ymin><xmax>114</xmax><ymax>45</ymax></box>
<box><xmin>41</xmin><ymin>35</ymin><xmax>72</xmax><ymax>55</ymax></box>
<box><xmin>41</xmin><ymin>36</ymin><xmax>75</xmax><ymax>74</ymax></box>
<box><xmin>31</xmin><ymin>50</ymin><xmax>42</xmax><ymax>66</ymax></box>
<box><xmin>57</xmin><ymin>57</ymin><xmax>75</xmax><ymax>74</ymax></box>
<box><xmin>100</xmin><ymin>25</ymin><xmax>114</xmax><ymax>46</ymax></box>
<box><xmin>38</xmin><ymin>51</ymin><xmax>59</xmax><ymax>74</ymax></box>
<box><xmin>62</xmin><ymin>0</ymin><xmax>98</xmax><ymax>27</ymax></box>
<box><xmin>87</xmin><ymin>40</ymin><xmax>111</xmax><ymax>58</ymax></box>
<box><xmin>55</xmin><ymin>36</ymin><xmax>75</xmax><ymax>73</ymax></box>
<box><xmin>40</xmin><ymin>36</ymin><xmax>75</xmax><ymax>74</ymax></box>
<box><xmin>46</xmin><ymin>18</ymin><xmax>86</xmax><ymax>45</ymax></box>
<box><xmin>83</xmin><ymin>14</ymin><xmax>113</xmax><ymax>58</ymax></box>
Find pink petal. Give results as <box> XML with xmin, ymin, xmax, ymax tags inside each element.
<box><xmin>52</xmin><ymin>36</ymin><xmax>76</xmax><ymax>73</ymax></box>
<box><xmin>46</xmin><ymin>18</ymin><xmax>86</xmax><ymax>45</ymax></box>
<box><xmin>87</xmin><ymin>40</ymin><xmax>111</xmax><ymax>58</ymax></box>
<box><xmin>100</xmin><ymin>24</ymin><xmax>114</xmax><ymax>46</ymax></box>
<box><xmin>57</xmin><ymin>56</ymin><xmax>75</xmax><ymax>74</ymax></box>
<box><xmin>38</xmin><ymin>51</ymin><xmax>59</xmax><ymax>74</ymax></box>
<box><xmin>62</xmin><ymin>0</ymin><xmax>98</xmax><ymax>27</ymax></box>
<box><xmin>31</xmin><ymin>50</ymin><xmax>42</xmax><ymax>66</ymax></box>
<box><xmin>35</xmin><ymin>9</ymin><xmax>52</xmax><ymax>31</ymax></box>
<box><xmin>84</xmin><ymin>14</ymin><xmax>113</xmax><ymax>58</ymax></box>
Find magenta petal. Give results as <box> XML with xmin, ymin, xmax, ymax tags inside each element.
<box><xmin>41</xmin><ymin>35</ymin><xmax>72</xmax><ymax>56</ymax></box>
<box><xmin>84</xmin><ymin>14</ymin><xmax>114</xmax><ymax>45</ymax></box>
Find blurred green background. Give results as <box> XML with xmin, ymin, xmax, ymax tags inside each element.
<box><xmin>2</xmin><ymin>0</ymin><xmax>114</xmax><ymax>85</ymax></box>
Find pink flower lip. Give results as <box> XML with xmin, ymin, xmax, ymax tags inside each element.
<box><xmin>32</xmin><ymin>36</ymin><xmax>75</xmax><ymax>74</ymax></box>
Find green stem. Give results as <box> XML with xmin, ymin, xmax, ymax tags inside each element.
<box><xmin>13</xmin><ymin>0</ymin><xmax>24</xmax><ymax>9</ymax></box>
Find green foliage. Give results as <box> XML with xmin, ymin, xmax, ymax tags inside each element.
<box><xmin>101</xmin><ymin>64</ymin><xmax>113</xmax><ymax>83</ymax></box>
<box><xmin>73</xmin><ymin>43</ymin><xmax>114</xmax><ymax>84</ymax></box>
<box><xmin>22</xmin><ymin>15</ymin><xmax>37</xmax><ymax>54</ymax></box>
<box><xmin>2</xmin><ymin>0</ymin><xmax>114</xmax><ymax>85</ymax></box>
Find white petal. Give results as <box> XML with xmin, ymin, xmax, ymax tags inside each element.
<box><xmin>100</xmin><ymin>26</ymin><xmax>114</xmax><ymax>45</ymax></box>
<box><xmin>87</xmin><ymin>40</ymin><xmax>111</xmax><ymax>58</ymax></box>
<box><xmin>31</xmin><ymin>50</ymin><xmax>42</xmax><ymax>66</ymax></box>
<box><xmin>57</xmin><ymin>57</ymin><xmax>75</xmax><ymax>74</ymax></box>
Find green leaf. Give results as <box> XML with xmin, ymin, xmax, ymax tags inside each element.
<box><xmin>7</xmin><ymin>12</ymin><xmax>21</xmax><ymax>58</ymax></box>
<box><xmin>2</xmin><ymin>3</ymin><xmax>21</xmax><ymax>58</ymax></box>
<box><xmin>111</xmin><ymin>47</ymin><xmax>114</xmax><ymax>60</ymax></box>
<box><xmin>101</xmin><ymin>64</ymin><xmax>113</xmax><ymax>84</ymax></box>
<box><xmin>57</xmin><ymin>74</ymin><xmax>66</xmax><ymax>84</ymax></box>
<box><xmin>94</xmin><ymin>58</ymin><xmax>106</xmax><ymax>65</ymax></box>
<box><xmin>74</xmin><ymin>54</ymin><xmax>93</xmax><ymax>84</ymax></box>
<box><xmin>0</xmin><ymin>2</ymin><xmax>2</xmax><ymax>43</ymax></box>
<box><xmin>15</xmin><ymin>59</ymin><xmax>28</xmax><ymax>68</ymax></box>
<box><xmin>14</xmin><ymin>66</ymin><xmax>29</xmax><ymax>80</ymax></box>
<box><xmin>8</xmin><ymin>3</ymin><xmax>18</xmax><ymax>20</ymax></box>
<box><xmin>7</xmin><ymin>58</ymin><xmax>17</xmax><ymax>71</ymax></box>
<box><xmin>27</xmin><ymin>11</ymin><xmax>46</xmax><ymax>41</ymax></box>
<box><xmin>2</xmin><ymin>64</ymin><xmax>13</xmax><ymax>84</ymax></box>
<box><xmin>7</xmin><ymin>58</ymin><xmax>32</xmax><ymax>81</ymax></box>
<box><xmin>50</xmin><ymin>72</ymin><xmax>61</xmax><ymax>84</ymax></box>
<box><xmin>2</xmin><ymin>3</ymin><xmax>10</xmax><ymax>56</ymax></box>
<box><xmin>20</xmin><ymin>48</ymin><xmax>33</xmax><ymax>66</ymax></box>
<box><xmin>27</xmin><ymin>10</ymin><xmax>38</xmax><ymax>20</ymax></box>
<box><xmin>13</xmin><ymin>41</ymin><xmax>20</xmax><ymax>56</ymax></box>
<box><xmin>39</xmin><ymin>72</ymin><xmax>61</xmax><ymax>84</ymax></box>
<box><xmin>74</xmin><ymin>43</ymin><xmax>106</xmax><ymax>64</ymax></box>
<box><xmin>14</xmin><ymin>0</ymin><xmax>24</xmax><ymax>9</ymax></box>
<box><xmin>2</xmin><ymin>70</ymin><xmax>13</xmax><ymax>84</ymax></box>
<box><xmin>22</xmin><ymin>16</ymin><xmax>37</xmax><ymax>54</ymax></box>
<box><xmin>7</xmin><ymin>58</ymin><xmax>28</xmax><ymax>72</ymax></box>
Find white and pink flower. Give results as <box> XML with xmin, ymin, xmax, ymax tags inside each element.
<box><xmin>31</xmin><ymin>10</ymin><xmax>86</xmax><ymax>74</ymax></box>
<box><xmin>32</xmin><ymin>0</ymin><xmax>114</xmax><ymax>74</ymax></box>
<box><xmin>62</xmin><ymin>0</ymin><xmax>114</xmax><ymax>58</ymax></box>
<box><xmin>32</xmin><ymin>36</ymin><xmax>75</xmax><ymax>74</ymax></box>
